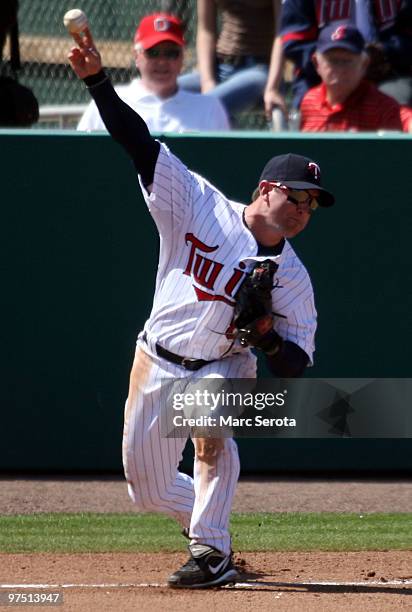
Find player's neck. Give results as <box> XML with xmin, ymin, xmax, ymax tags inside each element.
<box><xmin>243</xmin><ymin>206</ymin><xmax>284</xmax><ymax>247</ymax></box>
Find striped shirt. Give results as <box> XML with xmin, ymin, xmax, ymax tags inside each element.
<box><xmin>140</xmin><ymin>143</ymin><xmax>317</xmax><ymax>363</ymax></box>
<box><xmin>400</xmin><ymin>105</ymin><xmax>412</xmax><ymax>132</ymax></box>
<box><xmin>301</xmin><ymin>80</ymin><xmax>403</xmax><ymax>131</ymax></box>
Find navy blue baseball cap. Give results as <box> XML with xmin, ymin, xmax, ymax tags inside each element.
<box><xmin>259</xmin><ymin>153</ymin><xmax>335</xmax><ymax>207</ymax></box>
<box><xmin>317</xmin><ymin>23</ymin><xmax>365</xmax><ymax>54</ymax></box>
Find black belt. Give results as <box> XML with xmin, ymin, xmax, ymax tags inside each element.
<box><xmin>142</xmin><ymin>333</ymin><xmax>214</xmax><ymax>371</ymax></box>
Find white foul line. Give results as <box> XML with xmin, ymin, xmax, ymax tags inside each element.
<box><xmin>0</xmin><ymin>580</ymin><xmax>411</xmax><ymax>589</ymax></box>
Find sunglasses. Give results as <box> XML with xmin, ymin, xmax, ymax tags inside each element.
<box><xmin>273</xmin><ymin>183</ymin><xmax>320</xmax><ymax>213</ymax></box>
<box><xmin>321</xmin><ymin>55</ymin><xmax>359</xmax><ymax>68</ymax></box>
<box><xmin>144</xmin><ymin>47</ymin><xmax>182</xmax><ymax>60</ymax></box>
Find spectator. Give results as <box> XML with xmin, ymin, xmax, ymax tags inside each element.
<box><xmin>279</xmin><ymin>0</ymin><xmax>412</xmax><ymax>109</ymax></box>
<box><xmin>400</xmin><ymin>106</ymin><xmax>412</xmax><ymax>132</ymax></box>
<box><xmin>178</xmin><ymin>0</ymin><xmax>287</xmax><ymax>122</ymax></box>
<box><xmin>0</xmin><ymin>1</ymin><xmax>39</xmax><ymax>127</ymax></box>
<box><xmin>78</xmin><ymin>12</ymin><xmax>229</xmax><ymax>132</ymax></box>
<box><xmin>300</xmin><ymin>24</ymin><xmax>403</xmax><ymax>132</ymax></box>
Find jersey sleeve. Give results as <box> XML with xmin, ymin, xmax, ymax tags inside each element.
<box><xmin>273</xmin><ymin>295</ymin><xmax>317</xmax><ymax>364</ymax></box>
<box><xmin>271</xmin><ymin>253</ymin><xmax>317</xmax><ymax>364</ymax></box>
<box><xmin>140</xmin><ymin>142</ymin><xmax>198</xmax><ymax>230</ymax></box>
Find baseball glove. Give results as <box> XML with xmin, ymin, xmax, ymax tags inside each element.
<box><xmin>233</xmin><ymin>259</ymin><xmax>283</xmax><ymax>355</ymax></box>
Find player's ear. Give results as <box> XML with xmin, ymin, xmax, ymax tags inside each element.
<box><xmin>259</xmin><ymin>180</ymin><xmax>273</xmax><ymax>196</ymax></box>
<box><xmin>251</xmin><ymin>186</ymin><xmax>260</xmax><ymax>201</ymax></box>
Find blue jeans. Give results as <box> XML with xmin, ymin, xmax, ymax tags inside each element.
<box><xmin>178</xmin><ymin>56</ymin><xmax>269</xmax><ymax>117</ymax></box>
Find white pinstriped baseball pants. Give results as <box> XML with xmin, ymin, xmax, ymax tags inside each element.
<box><xmin>122</xmin><ymin>340</ymin><xmax>256</xmax><ymax>556</ymax></box>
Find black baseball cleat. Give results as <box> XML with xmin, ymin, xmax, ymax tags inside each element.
<box><xmin>168</xmin><ymin>544</ymin><xmax>238</xmax><ymax>589</ymax></box>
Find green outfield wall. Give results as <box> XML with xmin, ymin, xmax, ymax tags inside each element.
<box><xmin>1</xmin><ymin>130</ymin><xmax>411</xmax><ymax>473</ymax></box>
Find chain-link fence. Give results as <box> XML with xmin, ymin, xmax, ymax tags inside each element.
<box><xmin>2</xmin><ymin>0</ymin><xmax>269</xmax><ymax>129</ymax></box>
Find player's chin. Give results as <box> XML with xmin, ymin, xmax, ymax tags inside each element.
<box><xmin>283</xmin><ymin>229</ymin><xmax>300</xmax><ymax>239</ymax></box>
<box><xmin>283</xmin><ymin>219</ymin><xmax>305</xmax><ymax>237</ymax></box>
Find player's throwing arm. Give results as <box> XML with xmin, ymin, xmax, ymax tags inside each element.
<box><xmin>65</xmin><ymin>10</ymin><xmax>102</xmax><ymax>80</ymax></box>
<box><xmin>65</xmin><ymin>11</ymin><xmax>336</xmax><ymax>590</ymax></box>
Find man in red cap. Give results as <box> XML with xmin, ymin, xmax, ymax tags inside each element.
<box><xmin>78</xmin><ymin>13</ymin><xmax>229</xmax><ymax>132</ymax></box>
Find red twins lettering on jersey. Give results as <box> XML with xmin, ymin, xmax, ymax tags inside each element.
<box><xmin>183</xmin><ymin>233</ymin><xmax>246</xmax><ymax>306</ymax></box>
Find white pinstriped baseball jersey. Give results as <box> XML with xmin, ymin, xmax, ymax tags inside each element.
<box><xmin>124</xmin><ymin>143</ymin><xmax>319</xmax><ymax>558</ymax></box>
<box><xmin>139</xmin><ymin>143</ymin><xmax>317</xmax><ymax>364</ymax></box>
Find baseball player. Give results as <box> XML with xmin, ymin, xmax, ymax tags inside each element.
<box><xmin>68</xmin><ymin>26</ymin><xmax>335</xmax><ymax>589</ymax></box>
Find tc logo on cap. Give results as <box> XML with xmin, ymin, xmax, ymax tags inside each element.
<box><xmin>154</xmin><ymin>17</ymin><xmax>171</xmax><ymax>32</ymax></box>
<box><xmin>308</xmin><ymin>162</ymin><xmax>320</xmax><ymax>180</ymax></box>
<box><xmin>331</xmin><ymin>25</ymin><xmax>347</xmax><ymax>41</ymax></box>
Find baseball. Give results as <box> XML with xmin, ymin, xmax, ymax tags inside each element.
<box><xmin>63</xmin><ymin>9</ymin><xmax>88</xmax><ymax>34</ymax></box>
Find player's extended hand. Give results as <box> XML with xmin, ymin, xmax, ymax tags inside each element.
<box><xmin>233</xmin><ymin>259</ymin><xmax>283</xmax><ymax>355</ymax></box>
<box><xmin>68</xmin><ymin>27</ymin><xmax>102</xmax><ymax>79</ymax></box>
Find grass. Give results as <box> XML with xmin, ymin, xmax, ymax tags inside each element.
<box><xmin>0</xmin><ymin>512</ymin><xmax>411</xmax><ymax>553</ymax></box>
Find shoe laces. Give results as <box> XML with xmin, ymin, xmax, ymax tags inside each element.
<box><xmin>180</xmin><ymin>555</ymin><xmax>200</xmax><ymax>572</ymax></box>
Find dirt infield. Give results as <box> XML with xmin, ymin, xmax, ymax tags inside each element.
<box><xmin>1</xmin><ymin>475</ymin><xmax>412</xmax><ymax>514</ymax></box>
<box><xmin>1</xmin><ymin>551</ymin><xmax>411</xmax><ymax>611</ymax></box>
<box><xmin>1</xmin><ymin>477</ymin><xmax>411</xmax><ymax>611</ymax></box>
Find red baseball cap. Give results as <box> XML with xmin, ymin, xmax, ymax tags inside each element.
<box><xmin>134</xmin><ymin>13</ymin><xmax>185</xmax><ymax>49</ymax></box>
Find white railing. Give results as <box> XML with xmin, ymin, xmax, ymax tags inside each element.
<box><xmin>38</xmin><ymin>104</ymin><xmax>88</xmax><ymax>128</ymax></box>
